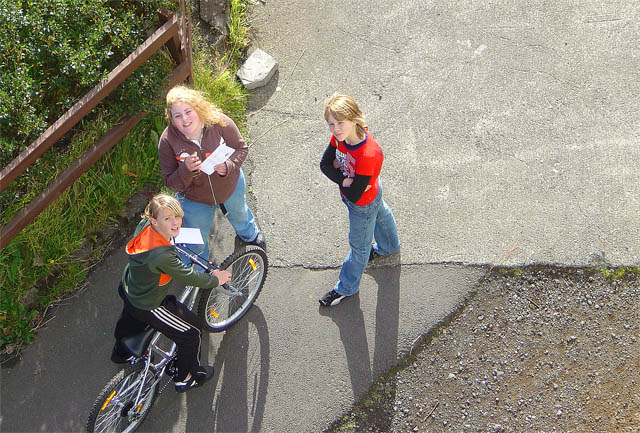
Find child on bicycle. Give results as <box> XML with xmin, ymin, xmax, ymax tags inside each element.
<box><xmin>111</xmin><ymin>193</ymin><xmax>232</xmax><ymax>393</ymax></box>
<box><xmin>318</xmin><ymin>93</ymin><xmax>400</xmax><ymax>307</ymax></box>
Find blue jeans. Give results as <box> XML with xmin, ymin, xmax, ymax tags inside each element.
<box><xmin>177</xmin><ymin>169</ymin><xmax>259</xmax><ymax>263</ymax></box>
<box><xmin>334</xmin><ymin>183</ymin><xmax>400</xmax><ymax>296</ymax></box>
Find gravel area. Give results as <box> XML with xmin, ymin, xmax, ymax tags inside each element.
<box><xmin>326</xmin><ymin>267</ymin><xmax>640</xmax><ymax>433</ymax></box>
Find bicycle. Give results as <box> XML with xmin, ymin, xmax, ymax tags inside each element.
<box><xmin>86</xmin><ymin>243</ymin><xmax>268</xmax><ymax>433</ymax></box>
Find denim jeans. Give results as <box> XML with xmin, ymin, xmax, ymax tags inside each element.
<box><xmin>177</xmin><ymin>169</ymin><xmax>259</xmax><ymax>263</ymax></box>
<box><xmin>334</xmin><ymin>183</ymin><xmax>400</xmax><ymax>296</ymax></box>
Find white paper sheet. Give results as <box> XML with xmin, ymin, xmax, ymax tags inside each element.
<box><xmin>174</xmin><ymin>227</ymin><xmax>204</xmax><ymax>244</ymax></box>
<box><xmin>199</xmin><ymin>142</ymin><xmax>235</xmax><ymax>175</ymax></box>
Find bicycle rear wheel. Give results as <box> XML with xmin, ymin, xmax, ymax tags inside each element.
<box><xmin>86</xmin><ymin>362</ymin><xmax>159</xmax><ymax>433</ymax></box>
<box><xmin>198</xmin><ymin>245</ymin><xmax>268</xmax><ymax>332</ymax></box>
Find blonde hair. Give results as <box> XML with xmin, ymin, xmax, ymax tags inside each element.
<box><xmin>143</xmin><ymin>193</ymin><xmax>184</xmax><ymax>220</ymax></box>
<box><xmin>165</xmin><ymin>85</ymin><xmax>227</xmax><ymax>128</ymax></box>
<box><xmin>324</xmin><ymin>92</ymin><xmax>367</xmax><ymax>140</ymax></box>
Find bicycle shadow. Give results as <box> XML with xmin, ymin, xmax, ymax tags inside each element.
<box><xmin>318</xmin><ymin>260</ymin><xmax>401</xmax><ymax>419</ymax></box>
<box><xmin>186</xmin><ymin>305</ymin><xmax>270</xmax><ymax>433</ymax></box>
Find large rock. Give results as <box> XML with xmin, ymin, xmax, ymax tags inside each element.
<box><xmin>199</xmin><ymin>0</ymin><xmax>228</xmax><ymax>37</ymax></box>
<box><xmin>236</xmin><ymin>48</ymin><xmax>278</xmax><ymax>90</ymax></box>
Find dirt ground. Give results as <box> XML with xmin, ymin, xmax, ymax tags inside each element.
<box><xmin>326</xmin><ymin>267</ymin><xmax>640</xmax><ymax>433</ymax></box>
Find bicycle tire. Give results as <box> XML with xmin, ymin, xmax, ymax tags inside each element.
<box><xmin>197</xmin><ymin>245</ymin><xmax>268</xmax><ymax>332</ymax></box>
<box><xmin>86</xmin><ymin>362</ymin><xmax>159</xmax><ymax>433</ymax></box>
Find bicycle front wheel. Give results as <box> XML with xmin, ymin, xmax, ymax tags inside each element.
<box><xmin>86</xmin><ymin>362</ymin><xmax>159</xmax><ymax>433</ymax></box>
<box><xmin>198</xmin><ymin>245</ymin><xmax>268</xmax><ymax>332</ymax></box>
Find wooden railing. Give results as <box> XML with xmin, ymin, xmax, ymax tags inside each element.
<box><xmin>0</xmin><ymin>4</ymin><xmax>193</xmax><ymax>250</ymax></box>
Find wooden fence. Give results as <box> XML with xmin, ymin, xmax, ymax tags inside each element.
<box><xmin>0</xmin><ymin>3</ymin><xmax>193</xmax><ymax>250</ymax></box>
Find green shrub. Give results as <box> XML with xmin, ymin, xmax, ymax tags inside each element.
<box><xmin>0</xmin><ymin>0</ymin><xmax>176</xmax><ymax>354</ymax></box>
<box><xmin>0</xmin><ymin>0</ymin><xmax>176</xmax><ymax>166</ymax></box>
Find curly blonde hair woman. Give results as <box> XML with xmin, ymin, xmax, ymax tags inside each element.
<box><xmin>165</xmin><ymin>85</ymin><xmax>227</xmax><ymax>128</ymax></box>
<box><xmin>158</xmin><ymin>86</ymin><xmax>266</xmax><ymax>263</ymax></box>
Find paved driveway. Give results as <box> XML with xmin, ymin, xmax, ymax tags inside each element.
<box><xmin>1</xmin><ymin>1</ymin><xmax>638</xmax><ymax>432</ymax></box>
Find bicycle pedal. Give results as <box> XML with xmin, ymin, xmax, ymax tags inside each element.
<box><xmin>167</xmin><ymin>358</ymin><xmax>178</xmax><ymax>377</ymax></box>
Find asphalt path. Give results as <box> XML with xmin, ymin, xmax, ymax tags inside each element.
<box><xmin>1</xmin><ymin>1</ymin><xmax>638</xmax><ymax>432</ymax></box>
<box><xmin>0</xmin><ymin>218</ymin><xmax>482</xmax><ymax>432</ymax></box>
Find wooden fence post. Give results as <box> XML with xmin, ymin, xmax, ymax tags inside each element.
<box><xmin>179</xmin><ymin>0</ymin><xmax>194</xmax><ymax>85</ymax></box>
<box><xmin>0</xmin><ymin>113</ymin><xmax>146</xmax><ymax>250</ymax></box>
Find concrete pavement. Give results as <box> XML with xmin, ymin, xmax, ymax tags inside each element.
<box><xmin>247</xmin><ymin>0</ymin><xmax>640</xmax><ymax>268</ymax></box>
<box><xmin>1</xmin><ymin>1</ymin><xmax>638</xmax><ymax>432</ymax></box>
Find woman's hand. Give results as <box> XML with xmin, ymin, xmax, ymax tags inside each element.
<box><xmin>214</xmin><ymin>162</ymin><xmax>228</xmax><ymax>176</ymax></box>
<box><xmin>185</xmin><ymin>152</ymin><xmax>201</xmax><ymax>172</ymax></box>
<box><xmin>212</xmin><ymin>269</ymin><xmax>232</xmax><ymax>285</ymax></box>
<box><xmin>342</xmin><ymin>177</ymin><xmax>354</xmax><ymax>188</ymax></box>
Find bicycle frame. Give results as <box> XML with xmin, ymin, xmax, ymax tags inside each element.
<box><xmin>174</xmin><ymin>244</ymin><xmax>244</xmax><ymax>298</ymax></box>
<box><xmin>117</xmin><ymin>283</ymin><xmax>200</xmax><ymax>423</ymax></box>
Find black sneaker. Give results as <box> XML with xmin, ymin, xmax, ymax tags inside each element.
<box><xmin>318</xmin><ymin>289</ymin><xmax>347</xmax><ymax>307</ymax></box>
<box><xmin>195</xmin><ymin>365</ymin><xmax>214</xmax><ymax>385</ymax></box>
<box><xmin>249</xmin><ymin>231</ymin><xmax>266</xmax><ymax>250</ymax></box>
<box><xmin>174</xmin><ymin>374</ymin><xmax>197</xmax><ymax>393</ymax></box>
<box><xmin>175</xmin><ymin>365</ymin><xmax>214</xmax><ymax>393</ymax></box>
<box><xmin>237</xmin><ymin>231</ymin><xmax>266</xmax><ymax>250</ymax></box>
<box><xmin>368</xmin><ymin>248</ymin><xmax>380</xmax><ymax>263</ymax></box>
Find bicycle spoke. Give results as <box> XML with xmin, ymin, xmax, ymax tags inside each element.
<box><xmin>198</xmin><ymin>247</ymin><xmax>267</xmax><ymax>331</ymax></box>
<box><xmin>89</xmin><ymin>363</ymin><xmax>158</xmax><ymax>433</ymax></box>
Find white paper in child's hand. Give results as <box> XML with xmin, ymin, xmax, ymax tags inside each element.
<box><xmin>175</xmin><ymin>227</ymin><xmax>204</xmax><ymax>244</ymax></box>
<box><xmin>199</xmin><ymin>139</ymin><xmax>235</xmax><ymax>175</ymax></box>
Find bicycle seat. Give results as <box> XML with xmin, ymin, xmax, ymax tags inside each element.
<box><xmin>122</xmin><ymin>327</ymin><xmax>156</xmax><ymax>358</ymax></box>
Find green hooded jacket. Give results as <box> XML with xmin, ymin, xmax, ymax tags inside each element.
<box><xmin>122</xmin><ymin>219</ymin><xmax>219</xmax><ymax>310</ymax></box>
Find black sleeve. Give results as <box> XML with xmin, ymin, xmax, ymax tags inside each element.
<box><xmin>341</xmin><ymin>173</ymin><xmax>372</xmax><ymax>203</ymax></box>
<box><xmin>320</xmin><ymin>144</ymin><xmax>345</xmax><ymax>185</ymax></box>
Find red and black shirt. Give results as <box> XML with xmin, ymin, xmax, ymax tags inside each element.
<box><xmin>320</xmin><ymin>132</ymin><xmax>384</xmax><ymax>206</ymax></box>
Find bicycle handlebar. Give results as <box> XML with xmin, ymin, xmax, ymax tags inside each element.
<box><xmin>174</xmin><ymin>244</ymin><xmax>230</xmax><ymax>289</ymax></box>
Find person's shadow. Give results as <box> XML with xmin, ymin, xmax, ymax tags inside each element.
<box><xmin>319</xmin><ymin>257</ymin><xmax>401</xmax><ymax>430</ymax></box>
<box><xmin>319</xmin><ymin>294</ymin><xmax>372</xmax><ymax>397</ymax></box>
<box><xmin>367</xmin><ymin>258</ymin><xmax>401</xmax><ymax>430</ymax></box>
<box><xmin>183</xmin><ymin>305</ymin><xmax>270</xmax><ymax>433</ymax></box>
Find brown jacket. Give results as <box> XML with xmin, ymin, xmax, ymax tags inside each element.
<box><xmin>158</xmin><ymin>114</ymin><xmax>248</xmax><ymax>205</ymax></box>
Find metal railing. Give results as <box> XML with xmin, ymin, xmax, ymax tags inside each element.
<box><xmin>0</xmin><ymin>4</ymin><xmax>193</xmax><ymax>250</ymax></box>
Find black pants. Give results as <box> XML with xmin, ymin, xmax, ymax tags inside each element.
<box><xmin>114</xmin><ymin>283</ymin><xmax>203</xmax><ymax>380</ymax></box>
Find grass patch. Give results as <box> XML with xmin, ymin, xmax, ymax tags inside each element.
<box><xmin>497</xmin><ymin>267</ymin><xmax>523</xmax><ymax>278</ymax></box>
<box><xmin>600</xmin><ymin>266</ymin><xmax>640</xmax><ymax>280</ymax></box>
<box><xmin>192</xmin><ymin>23</ymin><xmax>249</xmax><ymax>129</ymax></box>
<box><xmin>0</xmin><ymin>109</ymin><xmax>168</xmax><ymax>352</ymax></box>
<box><xmin>223</xmin><ymin>0</ymin><xmax>251</xmax><ymax>69</ymax></box>
<box><xmin>0</xmin><ymin>3</ymin><xmax>253</xmax><ymax>355</ymax></box>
